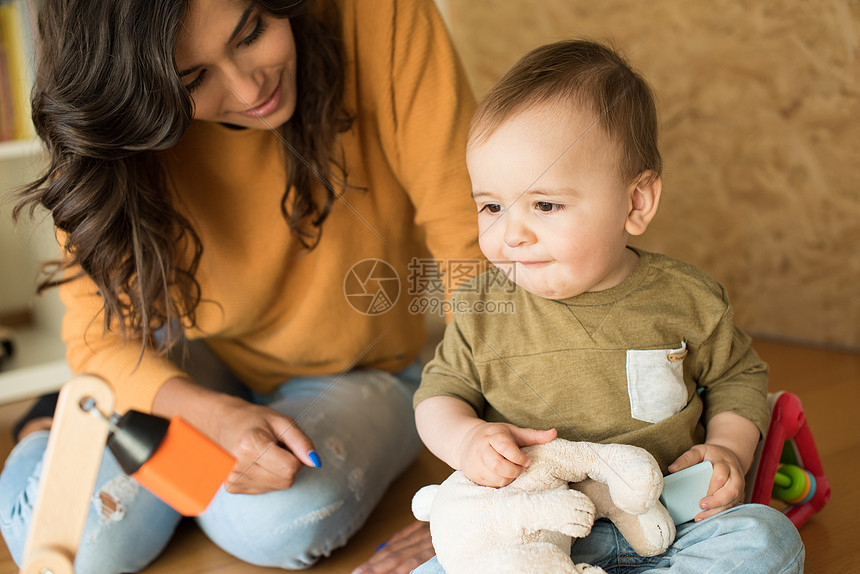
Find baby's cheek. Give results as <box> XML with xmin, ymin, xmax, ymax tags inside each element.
<box><xmin>476</xmin><ymin>230</ymin><xmax>499</xmax><ymax>260</ymax></box>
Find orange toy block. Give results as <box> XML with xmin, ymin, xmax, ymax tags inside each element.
<box><xmin>132</xmin><ymin>416</ymin><xmax>236</xmax><ymax>516</ymax></box>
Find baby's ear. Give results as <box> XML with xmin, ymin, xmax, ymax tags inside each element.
<box><xmin>625</xmin><ymin>170</ymin><xmax>662</xmax><ymax>236</ymax></box>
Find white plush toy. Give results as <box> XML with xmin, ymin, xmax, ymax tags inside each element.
<box><xmin>412</xmin><ymin>438</ymin><xmax>676</xmax><ymax>574</ymax></box>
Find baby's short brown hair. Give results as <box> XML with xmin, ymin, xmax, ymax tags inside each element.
<box><xmin>470</xmin><ymin>39</ymin><xmax>662</xmax><ymax>183</ymax></box>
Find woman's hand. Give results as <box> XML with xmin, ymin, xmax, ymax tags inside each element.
<box><xmin>152</xmin><ymin>376</ymin><xmax>319</xmax><ymax>495</ymax></box>
<box><xmin>213</xmin><ymin>395</ymin><xmax>320</xmax><ymax>494</ymax></box>
<box><xmin>351</xmin><ymin>521</ymin><xmax>435</xmax><ymax>574</ymax></box>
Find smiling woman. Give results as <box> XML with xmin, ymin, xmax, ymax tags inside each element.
<box><xmin>174</xmin><ymin>0</ymin><xmax>300</xmax><ymax>127</ymax></box>
<box><xmin>14</xmin><ymin>0</ymin><xmax>349</xmax><ymax>354</ymax></box>
<box><xmin>2</xmin><ymin>0</ymin><xmax>482</xmax><ymax>572</ymax></box>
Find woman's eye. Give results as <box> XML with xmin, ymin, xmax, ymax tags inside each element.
<box><xmin>480</xmin><ymin>204</ymin><xmax>502</xmax><ymax>214</ymax></box>
<box><xmin>536</xmin><ymin>201</ymin><xmax>562</xmax><ymax>213</ymax></box>
<box><xmin>185</xmin><ymin>70</ymin><xmax>207</xmax><ymax>93</ymax></box>
<box><xmin>240</xmin><ymin>18</ymin><xmax>268</xmax><ymax>47</ymax></box>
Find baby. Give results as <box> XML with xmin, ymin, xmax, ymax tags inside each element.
<box><xmin>412</xmin><ymin>40</ymin><xmax>804</xmax><ymax>573</ymax></box>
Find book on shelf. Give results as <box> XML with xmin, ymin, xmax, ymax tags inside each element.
<box><xmin>0</xmin><ymin>0</ymin><xmax>37</xmax><ymax>143</ymax></box>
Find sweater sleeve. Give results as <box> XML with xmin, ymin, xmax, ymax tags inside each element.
<box><xmin>695</xmin><ymin>288</ymin><xmax>770</xmax><ymax>437</ymax></box>
<box><xmin>381</xmin><ymin>0</ymin><xmax>483</xmax><ymax>293</ymax></box>
<box><xmin>413</xmin><ymin>302</ymin><xmax>485</xmax><ymax>413</ymax></box>
<box><xmin>59</xmin><ymin>266</ymin><xmax>186</xmax><ymax>413</ymax></box>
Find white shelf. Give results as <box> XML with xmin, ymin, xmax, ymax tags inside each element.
<box><xmin>0</xmin><ymin>322</ymin><xmax>70</xmax><ymax>404</ymax></box>
<box><xmin>0</xmin><ymin>5</ymin><xmax>62</xmax><ymax>404</ymax></box>
<box><xmin>1</xmin><ymin>140</ymin><xmax>66</xmax><ymax>404</ymax></box>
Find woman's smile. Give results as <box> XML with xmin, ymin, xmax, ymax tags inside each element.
<box><xmin>238</xmin><ymin>81</ymin><xmax>282</xmax><ymax>119</ymax></box>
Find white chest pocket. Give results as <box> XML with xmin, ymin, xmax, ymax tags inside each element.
<box><xmin>626</xmin><ymin>341</ymin><xmax>689</xmax><ymax>424</ymax></box>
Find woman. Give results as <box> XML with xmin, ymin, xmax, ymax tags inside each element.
<box><xmin>0</xmin><ymin>0</ymin><xmax>480</xmax><ymax>571</ymax></box>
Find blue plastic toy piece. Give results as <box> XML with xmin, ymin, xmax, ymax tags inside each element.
<box><xmin>659</xmin><ymin>461</ymin><xmax>713</xmax><ymax>525</ymax></box>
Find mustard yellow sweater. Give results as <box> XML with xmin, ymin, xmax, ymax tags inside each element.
<box><xmin>59</xmin><ymin>0</ymin><xmax>482</xmax><ymax>412</ymax></box>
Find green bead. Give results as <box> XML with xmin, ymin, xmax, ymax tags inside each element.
<box><xmin>773</xmin><ymin>464</ymin><xmax>807</xmax><ymax>502</ymax></box>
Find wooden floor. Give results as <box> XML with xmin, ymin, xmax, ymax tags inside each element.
<box><xmin>0</xmin><ymin>338</ymin><xmax>857</xmax><ymax>573</ymax></box>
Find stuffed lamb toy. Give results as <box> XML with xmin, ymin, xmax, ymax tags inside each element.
<box><xmin>412</xmin><ymin>438</ymin><xmax>675</xmax><ymax>574</ymax></box>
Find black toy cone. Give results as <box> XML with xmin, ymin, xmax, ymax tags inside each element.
<box><xmin>107</xmin><ymin>410</ymin><xmax>171</xmax><ymax>475</ymax></box>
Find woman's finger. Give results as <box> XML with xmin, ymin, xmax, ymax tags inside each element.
<box><xmin>268</xmin><ymin>414</ymin><xmax>321</xmax><ymax>468</ymax></box>
<box><xmin>385</xmin><ymin>520</ymin><xmax>427</xmax><ymax>543</ymax></box>
<box><xmin>225</xmin><ymin>451</ymin><xmax>302</xmax><ymax>494</ymax></box>
<box><xmin>351</xmin><ymin>521</ymin><xmax>435</xmax><ymax>574</ymax></box>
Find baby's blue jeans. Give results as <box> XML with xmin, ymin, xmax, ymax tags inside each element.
<box><xmin>0</xmin><ymin>355</ymin><xmax>423</xmax><ymax>573</ymax></box>
<box><xmin>411</xmin><ymin>503</ymin><xmax>805</xmax><ymax>573</ymax></box>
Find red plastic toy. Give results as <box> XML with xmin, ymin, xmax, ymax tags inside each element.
<box><xmin>750</xmin><ymin>392</ymin><xmax>831</xmax><ymax>528</ymax></box>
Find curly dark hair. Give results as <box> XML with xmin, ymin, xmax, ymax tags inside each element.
<box><xmin>13</xmin><ymin>0</ymin><xmax>350</xmax><ymax>351</ymax></box>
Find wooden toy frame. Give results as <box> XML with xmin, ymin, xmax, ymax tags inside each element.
<box><xmin>21</xmin><ymin>375</ymin><xmax>114</xmax><ymax>574</ymax></box>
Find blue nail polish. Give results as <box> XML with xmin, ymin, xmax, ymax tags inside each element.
<box><xmin>309</xmin><ymin>450</ymin><xmax>322</xmax><ymax>468</ymax></box>
<box><xmin>376</xmin><ymin>542</ymin><xmax>387</xmax><ymax>552</ymax></box>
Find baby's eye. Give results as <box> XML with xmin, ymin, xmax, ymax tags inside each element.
<box><xmin>535</xmin><ymin>201</ymin><xmax>563</xmax><ymax>213</ymax></box>
<box><xmin>480</xmin><ymin>203</ymin><xmax>503</xmax><ymax>214</ymax></box>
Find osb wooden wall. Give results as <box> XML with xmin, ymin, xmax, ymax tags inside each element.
<box><xmin>443</xmin><ymin>0</ymin><xmax>860</xmax><ymax>350</ymax></box>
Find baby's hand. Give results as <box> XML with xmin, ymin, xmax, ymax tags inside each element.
<box><xmin>668</xmin><ymin>444</ymin><xmax>745</xmax><ymax>521</ymax></box>
<box><xmin>459</xmin><ymin>422</ymin><xmax>556</xmax><ymax>487</ymax></box>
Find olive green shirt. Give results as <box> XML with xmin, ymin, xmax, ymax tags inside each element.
<box><xmin>414</xmin><ymin>248</ymin><xmax>770</xmax><ymax>472</ymax></box>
